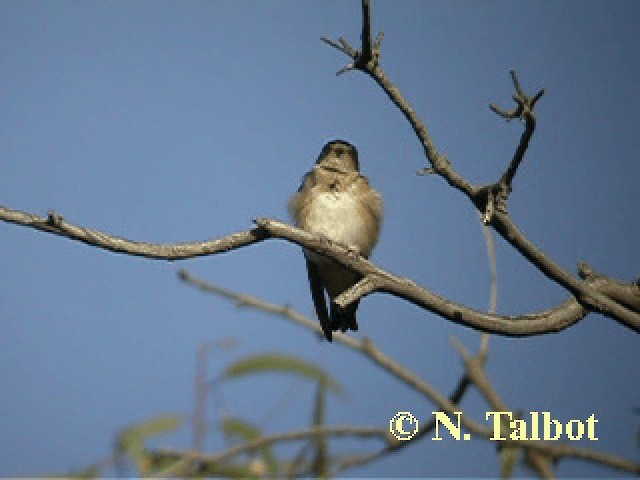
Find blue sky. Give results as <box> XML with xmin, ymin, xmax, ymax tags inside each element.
<box><xmin>1</xmin><ymin>1</ymin><xmax>639</xmax><ymax>477</ymax></box>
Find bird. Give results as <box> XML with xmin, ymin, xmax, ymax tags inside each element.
<box><xmin>288</xmin><ymin>140</ymin><xmax>383</xmax><ymax>341</ymax></box>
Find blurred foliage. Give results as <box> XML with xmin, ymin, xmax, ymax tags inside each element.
<box><xmin>51</xmin><ymin>351</ymin><xmax>345</xmax><ymax>478</ymax></box>
<box><xmin>222</xmin><ymin>352</ymin><xmax>344</xmax><ymax>394</ymax></box>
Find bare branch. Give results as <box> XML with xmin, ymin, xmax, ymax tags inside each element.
<box><xmin>360</xmin><ymin>0</ymin><xmax>372</xmax><ymax>56</ymax></box>
<box><xmin>179</xmin><ymin>268</ymin><xmax>327</xmax><ymax>341</ymax></box>
<box><xmin>491</xmin><ymin>70</ymin><xmax>545</xmax><ymax>190</ymax></box>
<box><xmin>579</xmin><ymin>262</ymin><xmax>640</xmax><ymax>313</ymax></box>
<box><xmin>333</xmin><ymin>342</ymin><xmax>485</xmax><ymax>475</ymax></box>
<box><xmin>490</xmin><ymin>211</ymin><xmax>640</xmax><ymax>332</ymax></box>
<box><xmin>4</xmin><ymin>205</ymin><xmax>628</xmax><ymax>335</ymax></box>
<box><xmin>151</xmin><ymin>425</ymin><xmax>390</xmax><ymax>477</ymax></box>
<box><xmin>179</xmin><ymin>270</ymin><xmax>482</xmax><ymax>474</ymax></box>
<box><xmin>450</xmin><ymin>337</ymin><xmax>557</xmax><ymax>479</ymax></box>
<box><xmin>323</xmin><ymin>5</ymin><xmax>473</xmax><ymax>197</ymax></box>
<box><xmin>451</xmin><ymin>337</ymin><xmax>640</xmax><ymax>476</ymax></box>
<box><xmin>256</xmin><ymin>217</ymin><xmax>599</xmax><ymax>336</ymax></box>
<box><xmin>179</xmin><ymin>269</ymin><xmax>468</xmax><ymax>402</ymax></box>
<box><xmin>0</xmin><ymin>205</ymin><xmax>265</xmax><ymax>260</ymax></box>
<box><xmin>178</xmin><ymin>269</ymin><xmax>493</xmax><ymax>440</ymax></box>
<box><xmin>333</xmin><ymin>275</ymin><xmax>380</xmax><ymax>309</ymax></box>
<box><xmin>180</xmin><ymin>275</ymin><xmax>639</xmax><ymax>477</ymax></box>
<box><xmin>321</xmin><ymin>2</ymin><xmax>640</xmax><ymax>333</ymax></box>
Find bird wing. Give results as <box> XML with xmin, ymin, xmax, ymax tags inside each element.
<box><xmin>305</xmin><ymin>257</ymin><xmax>332</xmax><ymax>342</ymax></box>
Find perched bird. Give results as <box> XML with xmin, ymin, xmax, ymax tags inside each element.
<box><xmin>289</xmin><ymin>140</ymin><xmax>383</xmax><ymax>341</ymax></box>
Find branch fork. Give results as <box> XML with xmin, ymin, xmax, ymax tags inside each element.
<box><xmin>321</xmin><ymin>0</ymin><xmax>383</xmax><ymax>76</ymax></box>
<box><xmin>334</xmin><ymin>275</ymin><xmax>380</xmax><ymax>309</ymax></box>
<box><xmin>490</xmin><ymin>70</ymin><xmax>545</xmax><ymax>123</ymax></box>
<box><xmin>491</xmin><ymin>70</ymin><xmax>545</xmax><ymax>192</ymax></box>
<box><xmin>470</xmin><ymin>71</ymin><xmax>546</xmax><ymax>224</ymax></box>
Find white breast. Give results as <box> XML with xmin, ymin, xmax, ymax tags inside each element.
<box><xmin>305</xmin><ymin>191</ymin><xmax>368</xmax><ymax>252</ymax></box>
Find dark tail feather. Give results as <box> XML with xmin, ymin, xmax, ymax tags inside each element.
<box><xmin>305</xmin><ymin>259</ymin><xmax>333</xmax><ymax>342</ymax></box>
<box><xmin>320</xmin><ymin>315</ymin><xmax>333</xmax><ymax>342</ymax></box>
<box><xmin>329</xmin><ymin>300</ymin><xmax>360</xmax><ymax>334</ymax></box>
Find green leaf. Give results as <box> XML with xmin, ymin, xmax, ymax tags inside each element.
<box><xmin>221</xmin><ymin>417</ymin><xmax>262</xmax><ymax>442</ymax></box>
<box><xmin>220</xmin><ymin>417</ymin><xmax>279</xmax><ymax>476</ymax></box>
<box><xmin>115</xmin><ymin>414</ymin><xmax>183</xmax><ymax>462</ymax></box>
<box><xmin>222</xmin><ymin>353</ymin><xmax>343</xmax><ymax>394</ymax></box>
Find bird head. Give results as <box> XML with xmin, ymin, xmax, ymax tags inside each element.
<box><xmin>316</xmin><ymin>140</ymin><xmax>359</xmax><ymax>173</ymax></box>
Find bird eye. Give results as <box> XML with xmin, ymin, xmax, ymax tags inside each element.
<box><xmin>334</xmin><ymin>147</ymin><xmax>344</xmax><ymax>156</ymax></box>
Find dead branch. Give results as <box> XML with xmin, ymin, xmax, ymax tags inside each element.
<box><xmin>3</xmin><ymin>205</ymin><xmax>636</xmax><ymax>334</ymax></box>
<box><xmin>320</xmin><ymin>0</ymin><xmax>640</xmax><ymax>332</ymax></box>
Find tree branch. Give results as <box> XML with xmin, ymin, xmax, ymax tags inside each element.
<box><xmin>0</xmin><ymin>206</ymin><xmax>265</xmax><ymax>260</ymax></box>
<box><xmin>3</xmin><ymin>205</ymin><xmax>629</xmax><ymax>335</ymax></box>
<box><xmin>178</xmin><ymin>269</ymin><xmax>493</xmax><ymax>439</ymax></box>
<box><xmin>578</xmin><ymin>262</ymin><xmax>640</xmax><ymax>313</ymax></box>
<box><xmin>2</xmin><ymin>3</ymin><xmax>639</xmax><ymax>339</ymax></box>
<box><xmin>179</xmin><ymin>269</ymin><xmax>483</xmax><ymax>474</ymax></box>
<box><xmin>451</xmin><ymin>337</ymin><xmax>640</xmax><ymax>476</ymax></box>
<box><xmin>490</xmin><ymin>70</ymin><xmax>545</xmax><ymax>191</ymax></box>
<box><xmin>150</xmin><ymin>425</ymin><xmax>390</xmax><ymax>477</ymax></box>
<box><xmin>490</xmin><ymin>211</ymin><xmax>640</xmax><ymax>331</ymax></box>
<box><xmin>320</xmin><ymin>0</ymin><xmax>640</xmax><ymax>333</ymax></box>
<box><xmin>256</xmin><ymin>217</ymin><xmax>594</xmax><ymax>336</ymax></box>
<box><xmin>181</xmin><ymin>271</ymin><xmax>640</xmax><ymax>477</ymax></box>
<box><xmin>178</xmin><ymin>269</ymin><xmax>474</xmax><ymax>405</ymax></box>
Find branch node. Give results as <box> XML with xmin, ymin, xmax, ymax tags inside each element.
<box><xmin>433</xmin><ymin>153</ymin><xmax>449</xmax><ymax>171</ymax></box>
<box><xmin>322</xmin><ymin>0</ymin><xmax>379</xmax><ymax>73</ymax></box>
<box><xmin>336</xmin><ymin>63</ymin><xmax>356</xmax><ymax>76</ymax></box>
<box><xmin>474</xmin><ymin>184</ymin><xmax>509</xmax><ymax>224</ymax></box>
<box><xmin>371</xmin><ymin>31</ymin><xmax>384</xmax><ymax>63</ymax></box>
<box><xmin>483</xmin><ymin>190</ymin><xmax>495</xmax><ymax>225</ymax></box>
<box><xmin>492</xmin><ymin>70</ymin><xmax>543</xmax><ymax>123</ymax></box>
<box><xmin>334</xmin><ymin>275</ymin><xmax>378</xmax><ymax>308</ymax></box>
<box><xmin>416</xmin><ymin>167</ymin><xmax>435</xmax><ymax>176</ymax></box>
<box><xmin>361</xmin><ymin>335</ymin><xmax>375</xmax><ymax>354</ymax></box>
<box><xmin>46</xmin><ymin>210</ymin><xmax>64</xmax><ymax>228</ymax></box>
<box><xmin>578</xmin><ymin>262</ymin><xmax>595</xmax><ymax>280</ymax></box>
<box><xmin>492</xmin><ymin>70</ymin><xmax>545</xmax><ymax>190</ymax></box>
<box><xmin>253</xmin><ymin>217</ymin><xmax>269</xmax><ymax>229</ymax></box>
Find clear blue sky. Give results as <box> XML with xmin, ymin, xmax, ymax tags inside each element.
<box><xmin>1</xmin><ymin>1</ymin><xmax>638</xmax><ymax>477</ymax></box>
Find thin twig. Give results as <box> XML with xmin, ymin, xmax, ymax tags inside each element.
<box><xmin>151</xmin><ymin>425</ymin><xmax>390</xmax><ymax>477</ymax></box>
<box><xmin>491</xmin><ymin>70</ymin><xmax>545</xmax><ymax>190</ymax></box>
